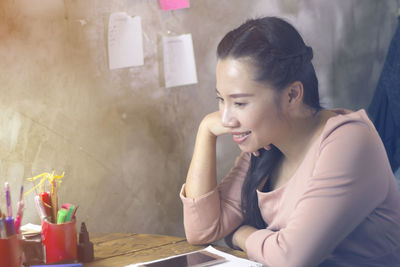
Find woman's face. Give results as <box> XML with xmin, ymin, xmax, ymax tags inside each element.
<box><xmin>216</xmin><ymin>58</ymin><xmax>287</xmax><ymax>153</ymax></box>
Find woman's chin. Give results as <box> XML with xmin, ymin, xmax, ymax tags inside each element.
<box><xmin>237</xmin><ymin>144</ymin><xmax>257</xmax><ymax>153</ymax></box>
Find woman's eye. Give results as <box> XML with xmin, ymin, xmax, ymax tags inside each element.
<box><xmin>216</xmin><ymin>96</ymin><xmax>224</xmax><ymax>103</ymax></box>
<box><xmin>234</xmin><ymin>102</ymin><xmax>247</xmax><ymax>107</ymax></box>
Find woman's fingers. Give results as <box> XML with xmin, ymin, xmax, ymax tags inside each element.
<box><xmin>202</xmin><ymin>111</ymin><xmax>231</xmax><ymax>137</ymax></box>
<box><xmin>264</xmin><ymin>145</ymin><xmax>272</xmax><ymax>151</ymax></box>
<box><xmin>252</xmin><ymin>145</ymin><xmax>273</xmax><ymax>156</ymax></box>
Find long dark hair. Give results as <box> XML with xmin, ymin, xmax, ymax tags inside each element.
<box><xmin>217</xmin><ymin>17</ymin><xmax>322</xmax><ymax>229</ymax></box>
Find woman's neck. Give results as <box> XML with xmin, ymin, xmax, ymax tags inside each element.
<box><xmin>275</xmin><ymin>109</ymin><xmax>334</xmax><ymax>168</ymax></box>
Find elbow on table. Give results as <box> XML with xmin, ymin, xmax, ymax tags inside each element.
<box><xmin>185</xmin><ymin>232</ymin><xmax>213</xmax><ymax>245</ymax></box>
<box><xmin>186</xmin><ymin>235</ymin><xmax>208</xmax><ymax>245</ymax></box>
<box><xmin>185</xmin><ymin>230</ymin><xmax>218</xmax><ymax>245</ymax></box>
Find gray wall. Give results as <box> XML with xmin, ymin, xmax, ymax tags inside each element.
<box><xmin>0</xmin><ymin>0</ymin><xmax>398</xmax><ymax>237</ymax></box>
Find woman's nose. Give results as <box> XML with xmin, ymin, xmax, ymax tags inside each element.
<box><xmin>221</xmin><ymin>108</ymin><xmax>239</xmax><ymax>128</ymax></box>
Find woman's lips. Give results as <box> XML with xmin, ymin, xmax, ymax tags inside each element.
<box><xmin>232</xmin><ymin>131</ymin><xmax>251</xmax><ymax>144</ymax></box>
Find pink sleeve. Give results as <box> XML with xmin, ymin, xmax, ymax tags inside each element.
<box><xmin>245</xmin><ymin>122</ymin><xmax>390</xmax><ymax>266</ymax></box>
<box><xmin>180</xmin><ymin>152</ymin><xmax>251</xmax><ymax>244</ymax></box>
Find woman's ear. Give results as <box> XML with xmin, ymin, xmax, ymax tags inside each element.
<box><xmin>286</xmin><ymin>81</ymin><xmax>304</xmax><ymax>106</ymax></box>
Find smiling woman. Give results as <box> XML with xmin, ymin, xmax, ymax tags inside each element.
<box><xmin>180</xmin><ymin>16</ymin><xmax>400</xmax><ymax>267</ymax></box>
<box><xmin>215</xmin><ymin>58</ymin><xmax>284</xmax><ymax>152</ymax></box>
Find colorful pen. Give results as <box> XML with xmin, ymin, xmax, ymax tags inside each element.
<box><xmin>65</xmin><ymin>205</ymin><xmax>75</xmax><ymax>222</ymax></box>
<box><xmin>5</xmin><ymin>182</ymin><xmax>12</xmax><ymax>218</ymax></box>
<box><xmin>72</xmin><ymin>205</ymin><xmax>79</xmax><ymax>220</ymax></box>
<box><xmin>61</xmin><ymin>203</ymin><xmax>78</xmax><ymax>221</ymax></box>
<box><xmin>34</xmin><ymin>195</ymin><xmax>48</xmax><ymax>221</ymax></box>
<box><xmin>4</xmin><ymin>217</ymin><xmax>15</xmax><ymax>236</ymax></box>
<box><xmin>14</xmin><ymin>186</ymin><xmax>24</xmax><ymax>234</ymax></box>
<box><xmin>57</xmin><ymin>208</ymin><xmax>67</xmax><ymax>224</ymax></box>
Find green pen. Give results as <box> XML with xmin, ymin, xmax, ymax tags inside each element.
<box><xmin>65</xmin><ymin>205</ymin><xmax>75</xmax><ymax>222</ymax></box>
<box><xmin>57</xmin><ymin>208</ymin><xmax>68</xmax><ymax>224</ymax></box>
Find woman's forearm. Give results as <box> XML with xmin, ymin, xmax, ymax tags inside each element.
<box><xmin>232</xmin><ymin>225</ymin><xmax>258</xmax><ymax>251</ymax></box>
<box><xmin>185</xmin><ymin>122</ymin><xmax>218</xmax><ymax>198</ymax></box>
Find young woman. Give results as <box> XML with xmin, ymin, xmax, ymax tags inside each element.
<box><xmin>180</xmin><ymin>17</ymin><xmax>400</xmax><ymax>266</ymax></box>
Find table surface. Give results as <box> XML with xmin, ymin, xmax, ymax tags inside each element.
<box><xmin>83</xmin><ymin>233</ymin><xmax>247</xmax><ymax>266</ymax></box>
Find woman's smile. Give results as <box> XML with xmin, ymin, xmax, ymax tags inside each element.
<box><xmin>232</xmin><ymin>131</ymin><xmax>252</xmax><ymax>144</ymax></box>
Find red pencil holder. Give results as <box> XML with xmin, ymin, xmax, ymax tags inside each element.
<box><xmin>0</xmin><ymin>234</ymin><xmax>23</xmax><ymax>267</ymax></box>
<box><xmin>41</xmin><ymin>219</ymin><xmax>77</xmax><ymax>264</ymax></box>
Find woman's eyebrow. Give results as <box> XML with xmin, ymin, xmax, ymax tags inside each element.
<box><xmin>229</xmin><ymin>93</ymin><xmax>254</xmax><ymax>98</ymax></box>
<box><xmin>215</xmin><ymin>89</ymin><xmax>254</xmax><ymax>98</ymax></box>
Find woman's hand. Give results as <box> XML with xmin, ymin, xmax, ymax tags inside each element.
<box><xmin>201</xmin><ymin>111</ymin><xmax>272</xmax><ymax>156</ymax></box>
<box><xmin>200</xmin><ymin>111</ymin><xmax>231</xmax><ymax>137</ymax></box>
<box><xmin>232</xmin><ymin>225</ymin><xmax>257</xmax><ymax>251</ymax></box>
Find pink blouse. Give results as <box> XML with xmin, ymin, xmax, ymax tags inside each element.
<box><xmin>180</xmin><ymin>109</ymin><xmax>400</xmax><ymax>266</ymax></box>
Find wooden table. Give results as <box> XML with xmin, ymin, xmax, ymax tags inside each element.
<box><xmin>84</xmin><ymin>233</ymin><xmax>247</xmax><ymax>266</ymax></box>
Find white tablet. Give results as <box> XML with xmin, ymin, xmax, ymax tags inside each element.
<box><xmin>138</xmin><ymin>250</ymin><xmax>227</xmax><ymax>267</ymax></box>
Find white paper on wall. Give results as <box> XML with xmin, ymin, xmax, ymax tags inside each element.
<box><xmin>108</xmin><ymin>12</ymin><xmax>144</xmax><ymax>70</ymax></box>
<box><xmin>162</xmin><ymin>34</ymin><xmax>198</xmax><ymax>88</ymax></box>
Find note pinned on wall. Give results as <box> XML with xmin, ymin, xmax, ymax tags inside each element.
<box><xmin>108</xmin><ymin>12</ymin><xmax>144</xmax><ymax>70</ymax></box>
<box><xmin>160</xmin><ymin>0</ymin><xmax>189</xmax><ymax>11</ymax></box>
<box><xmin>162</xmin><ymin>34</ymin><xmax>198</xmax><ymax>88</ymax></box>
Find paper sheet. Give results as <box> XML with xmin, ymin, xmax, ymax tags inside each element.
<box><xmin>162</xmin><ymin>33</ymin><xmax>198</xmax><ymax>88</ymax></box>
<box><xmin>108</xmin><ymin>12</ymin><xmax>144</xmax><ymax>70</ymax></box>
<box><xmin>125</xmin><ymin>245</ymin><xmax>263</xmax><ymax>267</ymax></box>
<box><xmin>160</xmin><ymin>0</ymin><xmax>189</xmax><ymax>10</ymax></box>
<box><xmin>20</xmin><ymin>223</ymin><xmax>41</xmax><ymax>234</ymax></box>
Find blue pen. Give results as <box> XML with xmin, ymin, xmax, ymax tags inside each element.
<box><xmin>4</xmin><ymin>217</ymin><xmax>15</xmax><ymax>237</ymax></box>
<box><xmin>5</xmin><ymin>182</ymin><xmax>12</xmax><ymax>218</ymax></box>
<box><xmin>4</xmin><ymin>182</ymin><xmax>16</xmax><ymax>237</ymax></box>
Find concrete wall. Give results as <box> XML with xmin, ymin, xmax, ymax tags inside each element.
<box><xmin>0</xmin><ymin>0</ymin><xmax>398</xmax><ymax>237</ymax></box>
